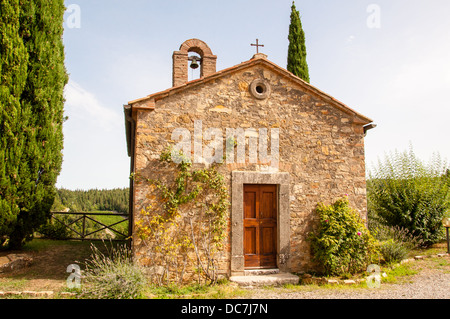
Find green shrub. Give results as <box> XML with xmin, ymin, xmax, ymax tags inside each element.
<box><xmin>367</xmin><ymin>148</ymin><xmax>450</xmax><ymax>246</ymax></box>
<box><xmin>379</xmin><ymin>239</ymin><xmax>409</xmax><ymax>264</ymax></box>
<box><xmin>370</xmin><ymin>224</ymin><xmax>423</xmax><ymax>264</ymax></box>
<box><xmin>80</xmin><ymin>243</ymin><xmax>147</xmax><ymax>299</ymax></box>
<box><xmin>308</xmin><ymin>197</ymin><xmax>380</xmax><ymax>276</ymax></box>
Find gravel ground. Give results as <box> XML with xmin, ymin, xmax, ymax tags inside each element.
<box><xmin>243</xmin><ymin>264</ymin><xmax>450</xmax><ymax>299</ymax></box>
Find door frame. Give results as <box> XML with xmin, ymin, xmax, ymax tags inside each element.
<box><xmin>231</xmin><ymin>172</ymin><xmax>290</xmax><ymax>276</ymax></box>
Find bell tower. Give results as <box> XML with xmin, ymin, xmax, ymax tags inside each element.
<box><xmin>172</xmin><ymin>39</ymin><xmax>217</xmax><ymax>87</ymax></box>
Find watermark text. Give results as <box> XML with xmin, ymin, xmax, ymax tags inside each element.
<box><xmin>171</xmin><ymin>121</ymin><xmax>280</xmax><ymax>169</ymax></box>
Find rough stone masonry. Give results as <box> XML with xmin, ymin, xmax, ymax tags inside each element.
<box><xmin>124</xmin><ymin>39</ymin><xmax>375</xmax><ymax>282</ymax></box>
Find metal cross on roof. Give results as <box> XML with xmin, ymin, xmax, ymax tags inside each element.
<box><xmin>251</xmin><ymin>39</ymin><xmax>264</xmax><ymax>54</ymax></box>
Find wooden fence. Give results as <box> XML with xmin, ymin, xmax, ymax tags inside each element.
<box><xmin>49</xmin><ymin>211</ymin><xmax>130</xmax><ymax>242</ymax></box>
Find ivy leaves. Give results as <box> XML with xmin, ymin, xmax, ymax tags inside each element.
<box><xmin>137</xmin><ymin>147</ymin><xmax>230</xmax><ymax>285</ymax></box>
<box><xmin>154</xmin><ymin>147</ymin><xmax>229</xmax><ymax>230</ymax></box>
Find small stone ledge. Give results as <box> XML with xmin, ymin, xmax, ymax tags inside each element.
<box><xmin>0</xmin><ymin>290</ymin><xmax>81</xmax><ymax>299</ymax></box>
<box><xmin>0</xmin><ymin>254</ymin><xmax>33</xmax><ymax>273</ymax></box>
<box><xmin>402</xmin><ymin>253</ymin><xmax>449</xmax><ymax>264</ymax></box>
<box><xmin>0</xmin><ymin>291</ymin><xmax>54</xmax><ymax>298</ymax></box>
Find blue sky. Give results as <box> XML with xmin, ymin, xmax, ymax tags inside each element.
<box><xmin>58</xmin><ymin>0</ymin><xmax>450</xmax><ymax>190</ymax></box>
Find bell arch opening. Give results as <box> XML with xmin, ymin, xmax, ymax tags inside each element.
<box><xmin>172</xmin><ymin>39</ymin><xmax>217</xmax><ymax>87</ymax></box>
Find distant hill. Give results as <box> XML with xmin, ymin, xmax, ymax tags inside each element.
<box><xmin>52</xmin><ymin>188</ymin><xmax>129</xmax><ymax>214</ymax></box>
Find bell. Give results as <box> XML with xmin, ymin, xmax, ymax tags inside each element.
<box><xmin>189</xmin><ymin>56</ymin><xmax>200</xmax><ymax>70</ymax></box>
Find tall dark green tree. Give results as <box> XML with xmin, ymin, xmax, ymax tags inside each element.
<box><xmin>287</xmin><ymin>1</ymin><xmax>310</xmax><ymax>83</ymax></box>
<box><xmin>1</xmin><ymin>0</ymin><xmax>68</xmax><ymax>249</ymax></box>
<box><xmin>0</xmin><ymin>0</ymin><xmax>29</xmax><ymax>245</ymax></box>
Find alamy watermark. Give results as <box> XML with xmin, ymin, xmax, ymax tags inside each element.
<box><xmin>366</xmin><ymin>264</ymin><xmax>387</xmax><ymax>288</ymax></box>
<box><xmin>367</xmin><ymin>4</ymin><xmax>381</xmax><ymax>29</ymax></box>
<box><xmin>67</xmin><ymin>264</ymin><xmax>81</xmax><ymax>289</ymax></box>
<box><xmin>171</xmin><ymin>120</ymin><xmax>280</xmax><ymax>169</ymax></box>
<box><xmin>65</xmin><ymin>4</ymin><xmax>81</xmax><ymax>29</ymax></box>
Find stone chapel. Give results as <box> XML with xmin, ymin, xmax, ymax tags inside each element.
<box><xmin>124</xmin><ymin>39</ymin><xmax>375</xmax><ymax>279</ymax></box>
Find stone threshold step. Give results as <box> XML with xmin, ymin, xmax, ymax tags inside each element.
<box><xmin>244</xmin><ymin>268</ymin><xmax>280</xmax><ymax>276</ymax></box>
<box><xmin>230</xmin><ymin>272</ymin><xmax>299</xmax><ymax>287</ymax></box>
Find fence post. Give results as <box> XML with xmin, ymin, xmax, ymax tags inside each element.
<box><xmin>82</xmin><ymin>214</ymin><xmax>86</xmax><ymax>241</ymax></box>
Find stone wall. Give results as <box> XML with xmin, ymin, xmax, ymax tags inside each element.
<box><xmin>131</xmin><ymin>60</ymin><xmax>369</xmax><ymax>279</ymax></box>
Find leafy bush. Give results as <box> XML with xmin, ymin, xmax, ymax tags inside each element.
<box><xmin>80</xmin><ymin>243</ymin><xmax>147</xmax><ymax>299</ymax></box>
<box><xmin>367</xmin><ymin>148</ymin><xmax>450</xmax><ymax>246</ymax></box>
<box><xmin>308</xmin><ymin>197</ymin><xmax>379</xmax><ymax>276</ymax></box>
<box><xmin>378</xmin><ymin>239</ymin><xmax>409</xmax><ymax>264</ymax></box>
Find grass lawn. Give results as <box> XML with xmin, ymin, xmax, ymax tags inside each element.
<box><xmin>88</xmin><ymin>211</ymin><xmax>129</xmax><ymax>238</ymax></box>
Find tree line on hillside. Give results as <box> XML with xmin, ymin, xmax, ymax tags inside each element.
<box><xmin>52</xmin><ymin>188</ymin><xmax>130</xmax><ymax>214</ymax></box>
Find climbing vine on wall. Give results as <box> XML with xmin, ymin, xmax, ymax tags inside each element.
<box><xmin>136</xmin><ymin>147</ymin><xmax>230</xmax><ymax>286</ymax></box>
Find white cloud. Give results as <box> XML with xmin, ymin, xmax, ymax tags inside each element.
<box><xmin>363</xmin><ymin>44</ymin><xmax>450</xmax><ymax>168</ymax></box>
<box><xmin>57</xmin><ymin>80</ymin><xmax>129</xmax><ymax>190</ymax></box>
<box><xmin>64</xmin><ymin>80</ymin><xmax>122</xmax><ymax>132</ymax></box>
<box><xmin>346</xmin><ymin>35</ymin><xmax>355</xmax><ymax>44</ymax></box>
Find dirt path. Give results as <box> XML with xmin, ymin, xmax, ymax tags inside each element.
<box><xmin>0</xmin><ymin>240</ymin><xmax>97</xmax><ymax>292</ymax></box>
<box><xmin>243</xmin><ymin>257</ymin><xmax>450</xmax><ymax>299</ymax></box>
<box><xmin>244</xmin><ymin>270</ymin><xmax>449</xmax><ymax>299</ymax></box>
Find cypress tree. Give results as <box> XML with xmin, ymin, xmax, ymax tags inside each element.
<box><xmin>0</xmin><ymin>0</ymin><xmax>29</xmax><ymax>244</ymax></box>
<box><xmin>287</xmin><ymin>1</ymin><xmax>310</xmax><ymax>83</ymax></box>
<box><xmin>3</xmin><ymin>0</ymin><xmax>68</xmax><ymax>249</ymax></box>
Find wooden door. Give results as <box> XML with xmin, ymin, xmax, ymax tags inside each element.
<box><xmin>243</xmin><ymin>185</ymin><xmax>277</xmax><ymax>269</ymax></box>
